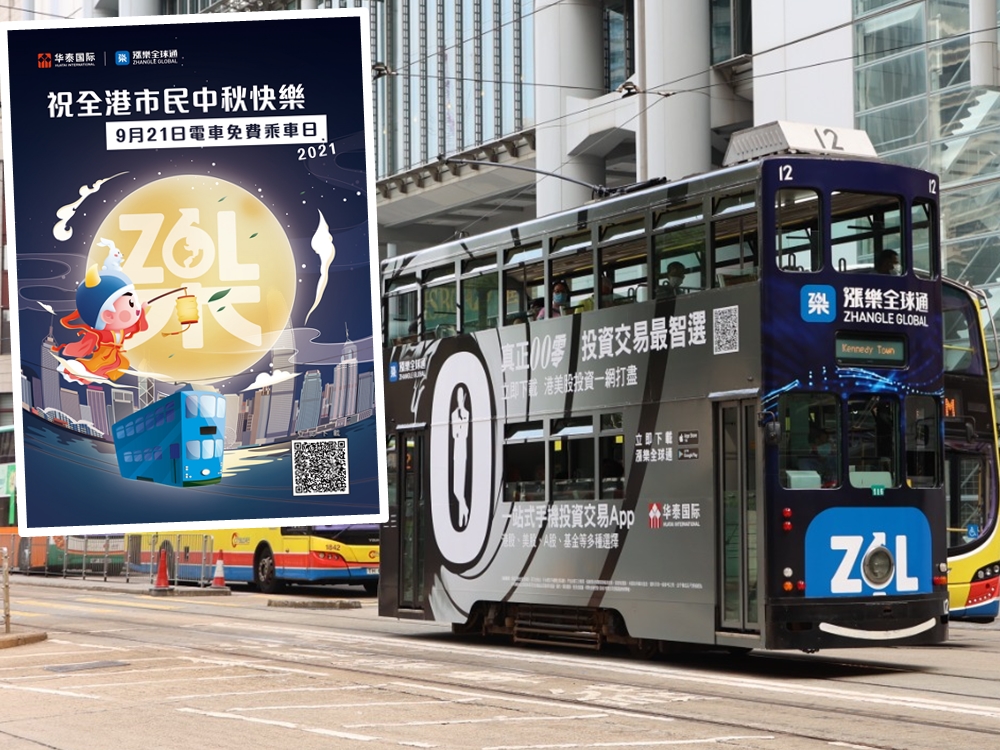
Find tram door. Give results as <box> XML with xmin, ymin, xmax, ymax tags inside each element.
<box><xmin>717</xmin><ymin>401</ymin><xmax>760</xmax><ymax>632</ymax></box>
<box><xmin>398</xmin><ymin>431</ymin><xmax>427</xmax><ymax>610</ymax></box>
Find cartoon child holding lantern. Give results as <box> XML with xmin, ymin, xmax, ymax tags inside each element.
<box><xmin>53</xmin><ymin>252</ymin><xmax>150</xmax><ymax>384</ymax></box>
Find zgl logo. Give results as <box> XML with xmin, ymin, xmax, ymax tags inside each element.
<box><xmin>804</xmin><ymin>506</ymin><xmax>932</xmax><ymax>597</ymax></box>
<box><xmin>115</xmin><ymin>50</ymin><xmax>130</xmax><ymax>66</ymax></box>
<box><xmin>829</xmin><ymin>532</ymin><xmax>918</xmax><ymax>594</ymax></box>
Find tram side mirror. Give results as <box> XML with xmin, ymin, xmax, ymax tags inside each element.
<box><xmin>764</xmin><ymin>421</ymin><xmax>782</xmax><ymax>446</ymax></box>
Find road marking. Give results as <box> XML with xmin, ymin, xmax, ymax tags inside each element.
<box><xmin>5</xmin><ymin>610</ymin><xmax>41</xmax><ymax>617</ymax></box>
<box><xmin>345</xmin><ymin>713</ymin><xmax>608</xmax><ymax>729</ymax></box>
<box><xmin>12</xmin><ymin>600</ymin><xmax>118</xmax><ymax>614</ymax></box>
<box><xmin>0</xmin><ymin>683</ymin><xmax>102</xmax><ymax>700</ymax></box>
<box><xmin>45</xmin><ymin>639</ymin><xmax>127</xmax><ymax>651</ymax></box>
<box><xmin>230</xmin><ymin>698</ymin><xmax>480</xmax><ymax>712</ymax></box>
<box><xmin>77</xmin><ymin>597</ymin><xmax>180</xmax><ymax>611</ymax></box>
<box><xmin>166</xmin><ymin>684</ymin><xmax>387</xmax><ymax>701</ymax></box>
<box><xmin>483</xmin><ymin>737</ymin><xmax>775</xmax><ymax>749</ymax></box>
<box><xmin>177</xmin><ymin>707</ymin><xmax>379</xmax><ymax>742</ymax></box>
<box><xmin>391</xmin><ymin>682</ymin><xmax>676</xmax><ymax>725</ymax></box>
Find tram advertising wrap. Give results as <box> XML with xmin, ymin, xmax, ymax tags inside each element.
<box><xmin>1</xmin><ymin>11</ymin><xmax>387</xmax><ymax>534</ymax></box>
<box><xmin>380</xmin><ymin>127</ymin><xmax>950</xmax><ymax>653</ymax></box>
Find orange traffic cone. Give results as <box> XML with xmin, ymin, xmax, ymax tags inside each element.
<box><xmin>211</xmin><ymin>552</ymin><xmax>227</xmax><ymax>589</ymax></box>
<box><xmin>150</xmin><ymin>547</ymin><xmax>172</xmax><ymax>595</ymax></box>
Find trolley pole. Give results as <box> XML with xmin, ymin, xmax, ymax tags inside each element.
<box><xmin>3</xmin><ymin>546</ymin><xmax>10</xmax><ymax>634</ymax></box>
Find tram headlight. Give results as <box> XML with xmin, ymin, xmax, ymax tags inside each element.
<box><xmin>862</xmin><ymin>546</ymin><xmax>894</xmax><ymax>586</ymax></box>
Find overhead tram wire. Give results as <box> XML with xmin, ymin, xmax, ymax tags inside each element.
<box><xmin>439</xmin><ymin>84</ymin><xmax>676</xmax><ymax>240</ymax></box>
<box><xmin>375</xmin><ymin>0</ymin><xmax>1000</xmax><ymax>109</ymax></box>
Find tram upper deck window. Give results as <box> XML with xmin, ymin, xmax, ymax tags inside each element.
<box><xmin>912</xmin><ymin>199</ymin><xmax>937</xmax><ymax>278</ymax></box>
<box><xmin>653</xmin><ymin>203</ymin><xmax>704</xmax><ymax>296</ymax></box>
<box><xmin>778</xmin><ymin>393</ymin><xmax>841</xmax><ymax>489</ymax></box>
<box><xmin>386</xmin><ymin>274</ymin><xmax>419</xmax><ymax>344</ymax></box>
<box><xmin>599</xmin><ymin>216</ymin><xmax>647</xmax><ymax>307</ymax></box>
<box><xmin>504</xmin><ymin>244</ymin><xmax>543</xmax><ymax>325</ymax></box>
<box><xmin>775</xmin><ymin>188</ymin><xmax>821</xmax><ymax>272</ymax></box>
<box><xmin>713</xmin><ymin>215</ymin><xmax>758</xmax><ymax>287</ymax></box>
<box><xmin>461</xmin><ymin>256</ymin><xmax>499</xmax><ymax>333</ymax></box>
<box><xmin>550</xmin><ymin>231</ymin><xmax>594</xmax><ymax>313</ymax></box>
<box><xmin>831</xmin><ymin>192</ymin><xmax>903</xmax><ymax>274</ymax></box>
<box><xmin>424</xmin><ymin>265</ymin><xmax>458</xmax><ymax>339</ymax></box>
<box><xmin>848</xmin><ymin>395</ymin><xmax>899</xmax><ymax>489</ymax></box>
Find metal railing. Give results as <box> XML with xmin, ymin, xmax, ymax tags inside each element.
<box><xmin>136</xmin><ymin>534</ymin><xmax>216</xmax><ymax>587</ymax></box>
<box><xmin>0</xmin><ymin>533</ymin><xmax>218</xmax><ymax>587</ymax></box>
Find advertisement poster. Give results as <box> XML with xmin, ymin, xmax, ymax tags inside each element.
<box><xmin>0</xmin><ymin>11</ymin><xmax>387</xmax><ymax>534</ymax></box>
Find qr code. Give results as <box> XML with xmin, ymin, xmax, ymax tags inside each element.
<box><xmin>292</xmin><ymin>438</ymin><xmax>349</xmax><ymax>496</ymax></box>
<box><xmin>713</xmin><ymin>305</ymin><xmax>740</xmax><ymax>355</ymax></box>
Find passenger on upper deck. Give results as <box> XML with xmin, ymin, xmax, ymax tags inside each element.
<box><xmin>874</xmin><ymin>249</ymin><xmax>900</xmax><ymax>275</ymax></box>
<box><xmin>657</xmin><ymin>262</ymin><xmax>687</xmax><ymax>298</ymax></box>
<box><xmin>536</xmin><ymin>280</ymin><xmax>569</xmax><ymax>319</ymax></box>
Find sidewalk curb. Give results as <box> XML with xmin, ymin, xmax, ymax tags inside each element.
<box><xmin>0</xmin><ymin>630</ymin><xmax>48</xmax><ymax>649</ymax></box>
<box><xmin>267</xmin><ymin>599</ymin><xmax>361</xmax><ymax>609</ymax></box>
<box><xmin>149</xmin><ymin>586</ymin><xmax>232</xmax><ymax>596</ymax></box>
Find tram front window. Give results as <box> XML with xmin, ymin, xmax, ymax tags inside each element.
<box><xmin>778</xmin><ymin>393</ymin><xmax>841</xmax><ymax>489</ymax></box>
<box><xmin>848</xmin><ymin>395</ymin><xmax>899</xmax><ymax>489</ymax></box>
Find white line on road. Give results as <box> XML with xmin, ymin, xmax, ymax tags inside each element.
<box><xmin>390</xmin><ymin>682</ymin><xmax>677</xmax><ymax>725</ymax></box>
<box><xmin>344</xmin><ymin>712</ymin><xmax>608</xmax><ymax>729</ymax></box>
<box><xmin>0</xmin><ymin>683</ymin><xmax>102</xmax><ymax>700</ymax></box>
<box><xmin>482</xmin><ymin>737</ymin><xmax>775</xmax><ymax>749</ymax></box>
<box><xmin>230</xmin><ymin>698</ymin><xmax>480</xmax><ymax>712</ymax></box>
<box><xmin>166</xmin><ymin>684</ymin><xmax>389</xmax><ymax>701</ymax></box>
<box><xmin>177</xmin><ymin>707</ymin><xmax>379</xmax><ymax>742</ymax></box>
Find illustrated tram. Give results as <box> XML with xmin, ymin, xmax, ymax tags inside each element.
<box><xmin>112</xmin><ymin>388</ymin><xmax>225</xmax><ymax>487</ymax></box>
<box><xmin>378</xmin><ymin>122</ymin><xmax>950</xmax><ymax>653</ymax></box>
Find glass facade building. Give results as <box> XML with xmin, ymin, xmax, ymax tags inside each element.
<box><xmin>854</xmin><ymin>0</ymin><xmax>1000</xmax><ymax>321</ymax></box>
<box><xmin>378</xmin><ymin>0</ymin><xmax>534</xmax><ymax>178</ymax></box>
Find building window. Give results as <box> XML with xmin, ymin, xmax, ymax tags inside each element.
<box><xmin>711</xmin><ymin>0</ymin><xmax>752</xmax><ymax>65</ymax></box>
<box><xmin>0</xmin><ymin>393</ymin><xmax>12</xmax><ymax>427</ymax></box>
<box><xmin>603</xmin><ymin>1</ymin><xmax>634</xmax><ymax>92</ymax></box>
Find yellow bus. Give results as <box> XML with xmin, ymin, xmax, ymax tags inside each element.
<box><xmin>128</xmin><ymin>525</ymin><xmax>379</xmax><ymax>594</ymax></box>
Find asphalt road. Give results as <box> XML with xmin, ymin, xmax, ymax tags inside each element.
<box><xmin>1</xmin><ymin>575</ymin><xmax>999</xmax><ymax>749</ymax></box>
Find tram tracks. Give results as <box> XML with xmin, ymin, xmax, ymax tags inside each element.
<box><xmin>10</xmin><ymin>583</ymin><xmax>1000</xmax><ymax>749</ymax></box>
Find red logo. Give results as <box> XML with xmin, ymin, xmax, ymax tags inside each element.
<box><xmin>37</xmin><ymin>53</ymin><xmax>52</xmax><ymax>69</ymax></box>
<box><xmin>648</xmin><ymin>503</ymin><xmax>662</xmax><ymax>529</ymax></box>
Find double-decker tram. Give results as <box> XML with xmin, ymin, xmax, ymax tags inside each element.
<box><xmin>379</xmin><ymin>122</ymin><xmax>949</xmax><ymax>653</ymax></box>
<box><xmin>942</xmin><ymin>278</ymin><xmax>1000</xmax><ymax>621</ymax></box>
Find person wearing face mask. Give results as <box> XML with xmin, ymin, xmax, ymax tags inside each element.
<box><xmin>536</xmin><ymin>280</ymin><xmax>570</xmax><ymax>319</ymax></box>
<box><xmin>657</xmin><ymin>261</ymin><xmax>687</xmax><ymax>298</ymax></box>
<box><xmin>874</xmin><ymin>249</ymin><xmax>900</xmax><ymax>275</ymax></box>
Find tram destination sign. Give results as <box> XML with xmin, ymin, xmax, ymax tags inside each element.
<box><xmin>1</xmin><ymin>10</ymin><xmax>387</xmax><ymax>534</ymax></box>
<box><xmin>835</xmin><ymin>334</ymin><xmax>907</xmax><ymax>366</ymax></box>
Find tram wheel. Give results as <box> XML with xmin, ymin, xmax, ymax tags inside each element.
<box><xmin>254</xmin><ymin>546</ymin><xmax>281</xmax><ymax>594</ymax></box>
<box><xmin>628</xmin><ymin>638</ymin><xmax>659</xmax><ymax>660</ymax></box>
<box><xmin>363</xmin><ymin>580</ymin><xmax>378</xmax><ymax>595</ymax></box>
